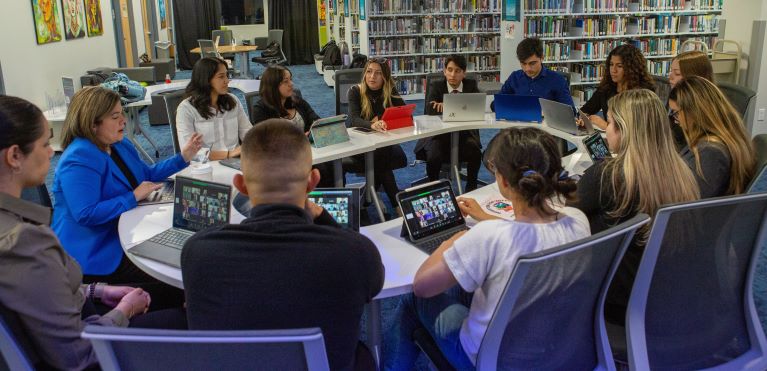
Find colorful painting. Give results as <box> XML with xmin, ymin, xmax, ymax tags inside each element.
<box><xmin>159</xmin><ymin>0</ymin><xmax>166</xmax><ymax>29</ymax></box>
<box><xmin>62</xmin><ymin>0</ymin><xmax>86</xmax><ymax>39</ymax></box>
<box><xmin>84</xmin><ymin>0</ymin><xmax>103</xmax><ymax>36</ymax></box>
<box><xmin>32</xmin><ymin>0</ymin><xmax>63</xmax><ymax>45</ymax></box>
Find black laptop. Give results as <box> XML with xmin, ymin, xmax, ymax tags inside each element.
<box><xmin>396</xmin><ymin>180</ymin><xmax>469</xmax><ymax>254</ymax></box>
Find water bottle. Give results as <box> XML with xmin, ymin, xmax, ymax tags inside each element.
<box><xmin>165</xmin><ymin>74</ymin><xmax>171</xmax><ymax>84</ymax></box>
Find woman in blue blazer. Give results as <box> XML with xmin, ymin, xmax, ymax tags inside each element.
<box><xmin>53</xmin><ymin>86</ymin><xmax>202</xmax><ymax>306</ymax></box>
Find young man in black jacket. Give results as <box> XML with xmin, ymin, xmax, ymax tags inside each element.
<box><xmin>414</xmin><ymin>55</ymin><xmax>483</xmax><ymax>191</ymax></box>
<box><xmin>181</xmin><ymin>119</ymin><xmax>384</xmax><ymax>371</ymax></box>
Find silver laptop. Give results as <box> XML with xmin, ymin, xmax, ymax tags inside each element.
<box><xmin>442</xmin><ymin>93</ymin><xmax>486</xmax><ymax>122</ymax></box>
<box><xmin>128</xmin><ymin>176</ymin><xmax>232</xmax><ymax>268</ymax></box>
<box><xmin>539</xmin><ymin>98</ymin><xmax>594</xmax><ymax>136</ymax></box>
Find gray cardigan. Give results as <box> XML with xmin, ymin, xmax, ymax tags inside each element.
<box><xmin>681</xmin><ymin>141</ymin><xmax>732</xmax><ymax>198</ymax></box>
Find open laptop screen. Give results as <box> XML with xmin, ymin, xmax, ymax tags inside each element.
<box><xmin>307</xmin><ymin>188</ymin><xmax>360</xmax><ymax>231</ymax></box>
<box><xmin>398</xmin><ymin>181</ymin><xmax>465</xmax><ymax>241</ymax></box>
<box><xmin>172</xmin><ymin>176</ymin><xmax>231</xmax><ymax>232</ymax></box>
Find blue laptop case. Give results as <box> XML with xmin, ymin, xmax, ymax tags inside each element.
<box><xmin>494</xmin><ymin>94</ymin><xmax>543</xmax><ymax>122</ymax></box>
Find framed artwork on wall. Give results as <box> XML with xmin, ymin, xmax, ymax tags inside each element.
<box><xmin>61</xmin><ymin>0</ymin><xmax>86</xmax><ymax>39</ymax></box>
<box><xmin>32</xmin><ymin>0</ymin><xmax>63</xmax><ymax>44</ymax></box>
<box><xmin>84</xmin><ymin>0</ymin><xmax>103</xmax><ymax>36</ymax></box>
<box><xmin>159</xmin><ymin>0</ymin><xmax>166</xmax><ymax>29</ymax></box>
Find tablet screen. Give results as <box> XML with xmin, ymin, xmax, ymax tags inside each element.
<box><xmin>307</xmin><ymin>188</ymin><xmax>359</xmax><ymax>231</ymax></box>
<box><xmin>398</xmin><ymin>181</ymin><xmax>465</xmax><ymax>241</ymax></box>
<box><xmin>583</xmin><ymin>132</ymin><xmax>610</xmax><ymax>161</ymax></box>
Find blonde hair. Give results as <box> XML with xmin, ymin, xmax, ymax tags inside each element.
<box><xmin>674</xmin><ymin>51</ymin><xmax>714</xmax><ymax>83</ymax></box>
<box><xmin>604</xmin><ymin>89</ymin><xmax>699</xmax><ymax>232</ymax></box>
<box><xmin>358</xmin><ymin>59</ymin><xmax>396</xmax><ymax>120</ymax></box>
<box><xmin>669</xmin><ymin>76</ymin><xmax>755</xmax><ymax>194</ymax></box>
<box><xmin>60</xmin><ymin>86</ymin><xmax>121</xmax><ymax>149</ymax></box>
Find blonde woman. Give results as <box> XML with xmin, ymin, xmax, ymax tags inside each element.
<box><xmin>347</xmin><ymin>58</ymin><xmax>407</xmax><ymax>211</ymax></box>
<box><xmin>669</xmin><ymin>76</ymin><xmax>755</xmax><ymax>197</ymax></box>
<box><xmin>569</xmin><ymin>89</ymin><xmax>699</xmax><ymax>324</ymax></box>
<box><xmin>668</xmin><ymin>50</ymin><xmax>714</xmax><ymax>88</ymax></box>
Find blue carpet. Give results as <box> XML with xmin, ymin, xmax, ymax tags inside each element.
<box><xmin>43</xmin><ymin>61</ymin><xmax>767</xmax><ymax>368</ymax></box>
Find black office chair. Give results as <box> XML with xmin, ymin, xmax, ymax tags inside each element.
<box><xmin>652</xmin><ymin>75</ymin><xmax>671</xmax><ymax>103</ymax></box>
<box><xmin>162</xmin><ymin>90</ymin><xmax>186</xmax><ymax>154</ymax></box>
<box><xmin>20</xmin><ymin>184</ymin><xmax>52</xmax><ymax>208</ymax></box>
<box><xmin>252</xmin><ymin>29</ymin><xmax>287</xmax><ymax>66</ymax></box>
<box><xmin>243</xmin><ymin>91</ymin><xmax>260</xmax><ymax>123</ymax></box>
<box><xmin>748</xmin><ymin>134</ymin><xmax>767</xmax><ymax>193</ymax></box>
<box><xmin>334</xmin><ymin>68</ymin><xmax>365</xmax><ymax>174</ymax></box>
<box><xmin>718</xmin><ymin>81</ymin><xmax>756</xmax><ymax>119</ymax></box>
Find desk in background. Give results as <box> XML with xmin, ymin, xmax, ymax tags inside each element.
<box><xmin>190</xmin><ymin>45</ymin><xmax>258</xmax><ymax>79</ymax></box>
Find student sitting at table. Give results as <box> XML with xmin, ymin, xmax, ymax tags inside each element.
<box><xmin>176</xmin><ymin>57</ymin><xmax>252</xmax><ymax>161</ymax></box>
<box><xmin>387</xmin><ymin>127</ymin><xmax>590</xmax><ymax>370</ymax></box>
<box><xmin>668</xmin><ymin>76</ymin><xmax>755</xmax><ymax>198</ymax></box>
<box><xmin>414</xmin><ymin>55</ymin><xmax>483</xmax><ymax>191</ymax></box>
<box><xmin>182</xmin><ymin>119</ymin><xmax>384</xmax><ymax>371</ymax></box>
<box><xmin>494</xmin><ymin>37</ymin><xmax>574</xmax><ymax>109</ymax></box>
<box><xmin>250</xmin><ymin>65</ymin><xmax>334</xmax><ymax>187</ymax></box>
<box><xmin>53</xmin><ymin>86</ymin><xmax>202</xmax><ymax>309</ymax></box>
<box><xmin>667</xmin><ymin>50</ymin><xmax>715</xmax><ymax>148</ymax></box>
<box><xmin>580</xmin><ymin>44</ymin><xmax>655</xmax><ymax>130</ymax></box>
<box><xmin>0</xmin><ymin>95</ymin><xmax>186</xmax><ymax>371</ymax></box>
<box><xmin>568</xmin><ymin>89</ymin><xmax>699</xmax><ymax>324</ymax></box>
<box><xmin>347</xmin><ymin>58</ymin><xmax>408</xmax><ymax>212</ymax></box>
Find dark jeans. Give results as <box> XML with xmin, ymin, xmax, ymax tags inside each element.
<box><xmin>424</xmin><ymin>133</ymin><xmax>482</xmax><ymax>192</ymax></box>
<box><xmin>386</xmin><ymin>286</ymin><xmax>475</xmax><ymax>371</ymax></box>
<box><xmin>83</xmin><ymin>254</ymin><xmax>185</xmax><ymax>311</ymax></box>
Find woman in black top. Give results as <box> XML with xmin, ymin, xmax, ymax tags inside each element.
<box><xmin>581</xmin><ymin>44</ymin><xmax>655</xmax><ymax>130</ymax></box>
<box><xmin>347</xmin><ymin>58</ymin><xmax>407</xmax><ymax>212</ymax></box>
<box><xmin>252</xmin><ymin>65</ymin><xmax>335</xmax><ymax>187</ymax></box>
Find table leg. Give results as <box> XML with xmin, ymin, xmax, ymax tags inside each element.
<box><xmin>365</xmin><ymin>152</ymin><xmax>386</xmax><ymax>222</ymax></box>
<box><xmin>366</xmin><ymin>300</ymin><xmax>383</xmax><ymax>367</ymax></box>
<box><xmin>126</xmin><ymin>107</ymin><xmax>156</xmax><ymax>164</ymax></box>
<box><xmin>333</xmin><ymin>159</ymin><xmax>344</xmax><ymax>187</ymax></box>
<box><xmin>450</xmin><ymin>131</ymin><xmax>463</xmax><ymax>195</ymax></box>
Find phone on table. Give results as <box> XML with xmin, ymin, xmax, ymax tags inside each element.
<box><xmin>352</xmin><ymin>127</ymin><xmax>375</xmax><ymax>134</ymax></box>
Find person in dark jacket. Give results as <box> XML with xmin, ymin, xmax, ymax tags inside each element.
<box><xmin>182</xmin><ymin>119</ymin><xmax>384</xmax><ymax>371</ymax></box>
<box><xmin>414</xmin><ymin>55</ymin><xmax>482</xmax><ymax>191</ymax></box>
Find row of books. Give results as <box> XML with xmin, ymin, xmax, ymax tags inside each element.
<box><xmin>541</xmin><ymin>35</ymin><xmax>715</xmax><ymax>61</ymax></box>
<box><xmin>421</xmin><ymin>54</ymin><xmax>500</xmax><ymax>73</ymax></box>
<box><xmin>571</xmin><ymin>87</ymin><xmax>597</xmax><ymax>103</ymax></box>
<box><xmin>571</xmin><ymin>63</ymin><xmax>605</xmax><ymax>83</ymax></box>
<box><xmin>422</xmin><ymin>35</ymin><xmax>500</xmax><ymax>53</ymax></box>
<box><xmin>686</xmin><ymin>15</ymin><xmax>718</xmax><ymax>32</ymax></box>
<box><xmin>636</xmin><ymin>0</ymin><xmax>722</xmax><ymax>11</ymax></box>
<box><xmin>394</xmin><ymin>72</ymin><xmax>500</xmax><ymax>95</ymax></box>
<box><xmin>647</xmin><ymin>59</ymin><xmax>672</xmax><ymax>75</ymax></box>
<box><xmin>631</xmin><ymin>15</ymin><xmax>718</xmax><ymax>34</ymax></box>
<box><xmin>526</xmin><ymin>15</ymin><xmax>718</xmax><ymax>38</ymax></box>
<box><xmin>524</xmin><ymin>0</ymin><xmax>721</xmax><ymax>13</ymax></box>
<box><xmin>524</xmin><ymin>17</ymin><xmax>571</xmax><ymax>37</ymax></box>
<box><xmin>369</xmin><ymin>0</ymin><xmax>500</xmax><ymax>15</ymax></box>
<box><xmin>367</xmin><ymin>15</ymin><xmax>500</xmax><ymax>36</ymax></box>
<box><xmin>369</xmin><ymin>38</ymin><xmax>419</xmax><ymax>55</ymax></box>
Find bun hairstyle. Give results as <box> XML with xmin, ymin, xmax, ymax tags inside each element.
<box><xmin>483</xmin><ymin>127</ymin><xmax>577</xmax><ymax>212</ymax></box>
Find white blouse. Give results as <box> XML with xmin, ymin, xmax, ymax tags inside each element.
<box><xmin>175</xmin><ymin>94</ymin><xmax>252</xmax><ymax>151</ymax></box>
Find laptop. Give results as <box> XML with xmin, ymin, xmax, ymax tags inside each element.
<box><xmin>307</xmin><ymin>187</ymin><xmax>360</xmax><ymax>231</ymax></box>
<box><xmin>138</xmin><ymin>179</ymin><xmax>175</xmax><ymax>205</ymax></box>
<box><xmin>396</xmin><ymin>180</ymin><xmax>469</xmax><ymax>255</ymax></box>
<box><xmin>442</xmin><ymin>93</ymin><xmax>486</xmax><ymax>122</ymax></box>
<box><xmin>539</xmin><ymin>98</ymin><xmax>594</xmax><ymax>136</ymax></box>
<box><xmin>494</xmin><ymin>94</ymin><xmax>542</xmax><ymax>122</ymax></box>
<box><xmin>128</xmin><ymin>176</ymin><xmax>232</xmax><ymax>268</ymax></box>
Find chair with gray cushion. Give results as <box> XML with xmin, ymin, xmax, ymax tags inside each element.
<box><xmin>82</xmin><ymin>325</ymin><xmax>330</xmax><ymax>371</ymax></box>
<box><xmin>244</xmin><ymin>91</ymin><xmax>260</xmax><ymax>123</ymax></box>
<box><xmin>415</xmin><ymin>214</ymin><xmax>651</xmax><ymax>370</ymax></box>
<box><xmin>334</xmin><ymin>68</ymin><xmax>364</xmax><ymax>116</ymax></box>
<box><xmin>197</xmin><ymin>39</ymin><xmax>219</xmax><ymax>59</ymax></box>
<box><xmin>211</xmin><ymin>30</ymin><xmax>233</xmax><ymax>46</ymax></box>
<box><xmin>623</xmin><ymin>193</ymin><xmax>767</xmax><ymax>370</ymax></box>
<box><xmin>718</xmin><ymin>81</ymin><xmax>757</xmax><ymax>119</ymax></box>
<box><xmin>162</xmin><ymin>90</ymin><xmax>186</xmax><ymax>154</ymax></box>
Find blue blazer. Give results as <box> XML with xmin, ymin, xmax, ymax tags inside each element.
<box><xmin>52</xmin><ymin>137</ymin><xmax>188</xmax><ymax>275</ymax></box>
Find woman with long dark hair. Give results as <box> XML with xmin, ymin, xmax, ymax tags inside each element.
<box><xmin>176</xmin><ymin>57</ymin><xmax>252</xmax><ymax>160</ymax></box>
<box><xmin>251</xmin><ymin>65</ymin><xmax>320</xmax><ymax>132</ymax></box>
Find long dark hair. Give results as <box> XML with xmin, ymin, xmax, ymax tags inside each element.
<box><xmin>598</xmin><ymin>44</ymin><xmax>655</xmax><ymax>93</ymax></box>
<box><xmin>184</xmin><ymin>57</ymin><xmax>236</xmax><ymax>119</ymax></box>
<box><xmin>259</xmin><ymin>65</ymin><xmax>298</xmax><ymax>117</ymax></box>
<box><xmin>0</xmin><ymin>95</ymin><xmax>46</xmax><ymax>154</ymax></box>
<box><xmin>483</xmin><ymin>127</ymin><xmax>577</xmax><ymax>212</ymax></box>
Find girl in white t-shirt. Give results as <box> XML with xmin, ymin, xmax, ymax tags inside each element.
<box><xmin>387</xmin><ymin>127</ymin><xmax>591</xmax><ymax>370</ymax></box>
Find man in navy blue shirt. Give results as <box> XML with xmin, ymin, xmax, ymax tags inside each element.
<box><xmin>496</xmin><ymin>38</ymin><xmax>574</xmax><ymax>107</ymax></box>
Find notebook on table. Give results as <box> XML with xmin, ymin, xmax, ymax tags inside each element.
<box><xmin>396</xmin><ymin>180</ymin><xmax>469</xmax><ymax>255</ymax></box>
<box><xmin>442</xmin><ymin>93</ymin><xmax>486</xmax><ymax>122</ymax></box>
<box><xmin>307</xmin><ymin>187</ymin><xmax>360</xmax><ymax>231</ymax></box>
<box><xmin>539</xmin><ymin>98</ymin><xmax>594</xmax><ymax>136</ymax></box>
<box><xmin>493</xmin><ymin>94</ymin><xmax>542</xmax><ymax>123</ymax></box>
<box><xmin>128</xmin><ymin>176</ymin><xmax>232</xmax><ymax>268</ymax></box>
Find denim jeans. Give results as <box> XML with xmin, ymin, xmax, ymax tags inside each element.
<box><xmin>386</xmin><ymin>286</ymin><xmax>475</xmax><ymax>371</ymax></box>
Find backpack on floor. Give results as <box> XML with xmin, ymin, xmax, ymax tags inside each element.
<box><xmin>322</xmin><ymin>43</ymin><xmax>342</xmax><ymax>68</ymax></box>
<box><xmin>318</xmin><ymin>40</ymin><xmax>336</xmax><ymax>56</ymax></box>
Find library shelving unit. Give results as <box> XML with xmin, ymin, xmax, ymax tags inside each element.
<box><xmin>523</xmin><ymin>0</ymin><xmax>723</xmax><ymax>103</ymax></box>
<box><xmin>346</xmin><ymin>0</ymin><xmax>362</xmax><ymax>53</ymax></box>
<box><xmin>359</xmin><ymin>0</ymin><xmax>502</xmax><ymax>99</ymax></box>
<box><xmin>325</xmin><ymin>0</ymin><xmax>337</xmax><ymax>44</ymax></box>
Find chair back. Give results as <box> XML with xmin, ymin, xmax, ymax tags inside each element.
<box><xmin>748</xmin><ymin>134</ymin><xmax>767</xmax><ymax>193</ymax></box>
<box><xmin>162</xmin><ymin>90</ymin><xmax>186</xmax><ymax>154</ymax></box>
<box><xmin>423</xmin><ymin>72</ymin><xmax>478</xmax><ymax>114</ymax></box>
<box><xmin>82</xmin><ymin>326</ymin><xmax>330</xmax><ymax>371</ymax></box>
<box><xmin>0</xmin><ymin>306</ymin><xmax>35</xmax><ymax>371</ymax></box>
<box><xmin>212</xmin><ymin>30</ymin><xmax>233</xmax><ymax>46</ymax></box>
<box><xmin>652</xmin><ymin>75</ymin><xmax>671</xmax><ymax>103</ymax></box>
<box><xmin>267</xmin><ymin>29</ymin><xmax>284</xmax><ymax>46</ymax></box>
<box><xmin>475</xmin><ymin>214</ymin><xmax>651</xmax><ymax>370</ymax></box>
<box><xmin>717</xmin><ymin>81</ymin><xmax>757</xmax><ymax>119</ymax></box>
<box><xmin>20</xmin><ymin>184</ymin><xmax>52</xmax><ymax>208</ymax></box>
<box><xmin>626</xmin><ymin>193</ymin><xmax>767</xmax><ymax>370</ymax></box>
<box><xmin>244</xmin><ymin>91</ymin><xmax>260</xmax><ymax>123</ymax></box>
<box><xmin>197</xmin><ymin>39</ymin><xmax>219</xmax><ymax>59</ymax></box>
<box><xmin>334</xmin><ymin>68</ymin><xmax>364</xmax><ymax>115</ymax></box>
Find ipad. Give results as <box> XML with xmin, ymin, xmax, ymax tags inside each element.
<box><xmin>307</xmin><ymin>187</ymin><xmax>360</xmax><ymax>231</ymax></box>
<box><xmin>583</xmin><ymin>132</ymin><xmax>610</xmax><ymax>161</ymax></box>
<box><xmin>309</xmin><ymin>114</ymin><xmax>350</xmax><ymax>148</ymax></box>
<box><xmin>396</xmin><ymin>180</ymin><xmax>467</xmax><ymax>246</ymax></box>
<box><xmin>381</xmin><ymin>104</ymin><xmax>417</xmax><ymax>130</ymax></box>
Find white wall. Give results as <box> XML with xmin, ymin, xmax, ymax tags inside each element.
<box><xmin>0</xmin><ymin>0</ymin><xmax>118</xmax><ymax>108</ymax></box>
<box><xmin>131</xmin><ymin>0</ymin><xmax>146</xmax><ymax>57</ymax></box>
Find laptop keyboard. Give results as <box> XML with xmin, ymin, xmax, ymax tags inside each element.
<box><xmin>416</xmin><ymin>226</ymin><xmax>469</xmax><ymax>254</ymax></box>
<box><xmin>147</xmin><ymin>229</ymin><xmax>192</xmax><ymax>250</ymax></box>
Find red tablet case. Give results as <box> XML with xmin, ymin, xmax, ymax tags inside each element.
<box><xmin>381</xmin><ymin>104</ymin><xmax>417</xmax><ymax>130</ymax></box>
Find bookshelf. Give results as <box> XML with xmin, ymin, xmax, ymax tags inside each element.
<box><xmin>523</xmin><ymin>0</ymin><xmax>723</xmax><ymax>104</ymax></box>
<box><xmin>355</xmin><ymin>0</ymin><xmax>502</xmax><ymax>99</ymax></box>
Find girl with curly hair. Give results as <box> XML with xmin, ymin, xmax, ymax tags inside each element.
<box><xmin>581</xmin><ymin>44</ymin><xmax>655</xmax><ymax>130</ymax></box>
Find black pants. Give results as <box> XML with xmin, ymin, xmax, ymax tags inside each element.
<box><xmin>83</xmin><ymin>254</ymin><xmax>185</xmax><ymax>311</ymax></box>
<box><xmin>425</xmin><ymin>133</ymin><xmax>482</xmax><ymax>191</ymax></box>
<box><xmin>82</xmin><ymin>298</ymin><xmax>187</xmax><ymax>329</ymax></box>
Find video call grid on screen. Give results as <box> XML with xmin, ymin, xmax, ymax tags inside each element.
<box><xmin>402</xmin><ymin>186</ymin><xmax>462</xmax><ymax>240</ymax></box>
<box><xmin>173</xmin><ymin>181</ymin><xmax>230</xmax><ymax>231</ymax></box>
<box><xmin>308</xmin><ymin>190</ymin><xmax>352</xmax><ymax>228</ymax></box>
